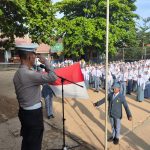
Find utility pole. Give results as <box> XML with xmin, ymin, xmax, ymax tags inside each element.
<box><xmin>123</xmin><ymin>48</ymin><xmax>124</xmax><ymax>61</ymax></box>
<box><xmin>144</xmin><ymin>47</ymin><xmax>147</xmax><ymax>60</ymax></box>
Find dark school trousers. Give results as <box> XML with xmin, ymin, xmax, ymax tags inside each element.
<box><xmin>18</xmin><ymin>107</ymin><xmax>44</xmax><ymax>150</ymax></box>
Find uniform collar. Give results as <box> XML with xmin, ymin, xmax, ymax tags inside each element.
<box><xmin>19</xmin><ymin>64</ymin><xmax>30</xmax><ymax>70</ymax></box>
<box><xmin>113</xmin><ymin>92</ymin><xmax>119</xmax><ymax>97</ymax></box>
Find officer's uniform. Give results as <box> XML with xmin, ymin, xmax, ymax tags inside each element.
<box><xmin>13</xmin><ymin>45</ymin><xmax>57</xmax><ymax>150</ymax></box>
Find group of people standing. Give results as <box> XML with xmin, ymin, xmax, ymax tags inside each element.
<box><xmin>92</xmin><ymin>59</ymin><xmax>149</xmax><ymax>145</ymax></box>
<box><xmin>81</xmin><ymin>59</ymin><xmax>150</xmax><ymax>101</ymax></box>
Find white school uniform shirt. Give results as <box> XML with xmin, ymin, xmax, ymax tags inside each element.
<box><xmin>119</xmin><ymin>71</ymin><xmax>128</xmax><ymax>82</ymax></box>
<box><xmin>143</xmin><ymin>73</ymin><xmax>149</xmax><ymax>83</ymax></box>
<box><xmin>128</xmin><ymin>70</ymin><xmax>133</xmax><ymax>80</ymax></box>
<box><xmin>85</xmin><ymin>68</ymin><xmax>90</xmax><ymax>80</ymax></box>
<box><xmin>137</xmin><ymin>76</ymin><xmax>145</xmax><ymax>90</ymax></box>
<box><xmin>108</xmin><ymin>71</ymin><xmax>113</xmax><ymax>86</ymax></box>
<box><xmin>91</xmin><ymin>67</ymin><xmax>95</xmax><ymax>77</ymax></box>
<box><xmin>115</xmin><ymin>69</ymin><xmax>120</xmax><ymax>82</ymax></box>
<box><xmin>93</xmin><ymin>68</ymin><xmax>102</xmax><ymax>77</ymax></box>
<box><xmin>117</xmin><ymin>72</ymin><xmax>123</xmax><ymax>82</ymax></box>
<box><xmin>81</xmin><ymin>68</ymin><xmax>89</xmax><ymax>80</ymax></box>
<box><xmin>124</xmin><ymin>71</ymin><xmax>128</xmax><ymax>81</ymax></box>
<box><xmin>138</xmin><ymin>69</ymin><xmax>143</xmax><ymax>76</ymax></box>
<box><xmin>109</xmin><ymin>65</ymin><xmax>114</xmax><ymax>74</ymax></box>
<box><xmin>81</xmin><ymin>68</ymin><xmax>89</xmax><ymax>81</ymax></box>
<box><xmin>132</xmin><ymin>70</ymin><xmax>138</xmax><ymax>81</ymax></box>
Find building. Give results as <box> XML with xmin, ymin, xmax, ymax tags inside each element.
<box><xmin>0</xmin><ymin>35</ymin><xmax>51</xmax><ymax>63</ymax></box>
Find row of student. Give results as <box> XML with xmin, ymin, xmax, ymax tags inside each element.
<box><xmin>81</xmin><ymin>59</ymin><xmax>150</xmax><ymax>101</ymax></box>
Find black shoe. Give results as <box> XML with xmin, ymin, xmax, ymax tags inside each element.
<box><xmin>48</xmin><ymin>114</ymin><xmax>55</xmax><ymax>119</ymax></box>
<box><xmin>113</xmin><ymin>137</ymin><xmax>119</xmax><ymax>145</ymax></box>
<box><xmin>94</xmin><ymin>90</ymin><xmax>99</xmax><ymax>93</ymax></box>
<box><xmin>50</xmin><ymin>114</ymin><xmax>55</xmax><ymax>118</ymax></box>
<box><xmin>107</xmin><ymin>136</ymin><xmax>114</xmax><ymax>142</ymax></box>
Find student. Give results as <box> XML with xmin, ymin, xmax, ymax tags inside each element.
<box><xmin>94</xmin><ymin>82</ymin><xmax>132</xmax><ymax>145</ymax></box>
<box><xmin>42</xmin><ymin>84</ymin><xmax>55</xmax><ymax>119</ymax></box>
<box><xmin>137</xmin><ymin>74</ymin><xmax>145</xmax><ymax>102</ymax></box>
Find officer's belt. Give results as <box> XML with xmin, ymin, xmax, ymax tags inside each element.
<box><xmin>22</xmin><ymin>102</ymin><xmax>41</xmax><ymax>110</ymax></box>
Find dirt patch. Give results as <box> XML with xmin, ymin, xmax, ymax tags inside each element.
<box><xmin>0</xmin><ymin>96</ymin><xmax>18</xmax><ymax>123</ymax></box>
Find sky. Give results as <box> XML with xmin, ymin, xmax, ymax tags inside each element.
<box><xmin>135</xmin><ymin>0</ymin><xmax>150</xmax><ymax>19</ymax></box>
<box><xmin>53</xmin><ymin>0</ymin><xmax>150</xmax><ymax>19</ymax></box>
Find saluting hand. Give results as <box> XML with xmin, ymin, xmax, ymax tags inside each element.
<box><xmin>37</xmin><ymin>54</ymin><xmax>47</xmax><ymax>64</ymax></box>
<box><xmin>93</xmin><ymin>103</ymin><xmax>96</xmax><ymax>107</ymax></box>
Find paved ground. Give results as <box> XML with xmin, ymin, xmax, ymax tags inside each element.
<box><xmin>0</xmin><ymin>69</ymin><xmax>150</xmax><ymax>150</ymax></box>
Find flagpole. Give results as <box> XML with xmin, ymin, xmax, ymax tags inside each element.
<box><xmin>105</xmin><ymin>0</ymin><xmax>109</xmax><ymax>149</ymax></box>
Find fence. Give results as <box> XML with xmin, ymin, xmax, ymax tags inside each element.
<box><xmin>109</xmin><ymin>47</ymin><xmax>150</xmax><ymax>62</ymax></box>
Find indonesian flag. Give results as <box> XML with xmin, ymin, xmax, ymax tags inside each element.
<box><xmin>49</xmin><ymin>63</ymin><xmax>89</xmax><ymax>99</ymax></box>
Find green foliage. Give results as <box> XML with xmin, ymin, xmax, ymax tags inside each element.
<box><xmin>55</xmin><ymin>0</ymin><xmax>137</xmax><ymax>58</ymax></box>
<box><xmin>0</xmin><ymin>0</ymin><xmax>138</xmax><ymax>58</ymax></box>
<box><xmin>136</xmin><ymin>17</ymin><xmax>150</xmax><ymax>47</ymax></box>
<box><xmin>23</xmin><ymin>0</ymin><xmax>56</xmax><ymax>45</ymax></box>
<box><xmin>0</xmin><ymin>0</ymin><xmax>57</xmax><ymax>46</ymax></box>
<box><xmin>0</xmin><ymin>0</ymin><xmax>28</xmax><ymax>40</ymax></box>
<box><xmin>124</xmin><ymin>47</ymin><xmax>143</xmax><ymax>60</ymax></box>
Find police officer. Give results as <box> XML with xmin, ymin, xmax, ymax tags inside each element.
<box><xmin>13</xmin><ymin>45</ymin><xmax>57</xmax><ymax>150</ymax></box>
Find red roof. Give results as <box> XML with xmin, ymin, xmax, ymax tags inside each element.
<box><xmin>145</xmin><ymin>44</ymin><xmax>150</xmax><ymax>47</ymax></box>
<box><xmin>15</xmin><ymin>36</ymin><xmax>32</xmax><ymax>45</ymax></box>
<box><xmin>36</xmin><ymin>43</ymin><xmax>50</xmax><ymax>53</ymax></box>
<box><xmin>15</xmin><ymin>36</ymin><xmax>50</xmax><ymax>53</ymax></box>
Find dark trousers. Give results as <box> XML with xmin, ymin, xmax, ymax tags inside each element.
<box><xmin>127</xmin><ymin>79</ymin><xmax>133</xmax><ymax>94</ymax></box>
<box><xmin>18</xmin><ymin>107</ymin><xmax>44</xmax><ymax>150</ymax></box>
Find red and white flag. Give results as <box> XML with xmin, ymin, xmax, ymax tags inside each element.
<box><xmin>49</xmin><ymin>63</ymin><xmax>89</xmax><ymax>99</ymax></box>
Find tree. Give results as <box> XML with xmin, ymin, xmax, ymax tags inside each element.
<box><xmin>55</xmin><ymin>0</ymin><xmax>137</xmax><ymax>59</ymax></box>
<box><xmin>136</xmin><ymin>17</ymin><xmax>150</xmax><ymax>48</ymax></box>
<box><xmin>0</xmin><ymin>0</ymin><xmax>57</xmax><ymax>46</ymax></box>
<box><xmin>0</xmin><ymin>0</ymin><xmax>28</xmax><ymax>49</ymax></box>
<box><xmin>24</xmin><ymin>0</ymin><xmax>57</xmax><ymax>45</ymax></box>
<box><xmin>0</xmin><ymin>0</ymin><xmax>138</xmax><ymax>60</ymax></box>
